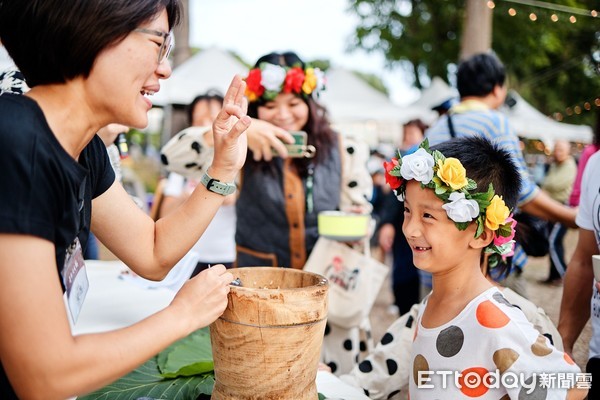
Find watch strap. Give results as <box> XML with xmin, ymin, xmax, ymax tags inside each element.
<box><xmin>200</xmin><ymin>172</ymin><xmax>236</xmax><ymax>196</ymax></box>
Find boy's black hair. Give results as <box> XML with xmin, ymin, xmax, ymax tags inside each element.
<box><xmin>430</xmin><ymin>136</ymin><xmax>521</xmax><ymax>210</ymax></box>
<box><xmin>187</xmin><ymin>90</ymin><xmax>224</xmax><ymax>125</ymax></box>
<box><xmin>431</xmin><ymin>137</ymin><xmax>521</xmax><ymax>276</ymax></box>
<box><xmin>0</xmin><ymin>0</ymin><xmax>181</xmax><ymax>87</ymax></box>
<box><xmin>457</xmin><ymin>52</ymin><xmax>506</xmax><ymax>99</ymax></box>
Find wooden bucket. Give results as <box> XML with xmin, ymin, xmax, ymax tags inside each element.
<box><xmin>210</xmin><ymin>267</ymin><xmax>328</xmax><ymax>400</ymax></box>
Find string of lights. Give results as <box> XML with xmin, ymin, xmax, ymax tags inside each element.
<box><xmin>552</xmin><ymin>97</ymin><xmax>600</xmax><ymax>122</ymax></box>
<box><xmin>487</xmin><ymin>0</ymin><xmax>598</xmax><ymax>23</ymax></box>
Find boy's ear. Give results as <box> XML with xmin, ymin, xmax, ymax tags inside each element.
<box><xmin>470</xmin><ymin>226</ymin><xmax>494</xmax><ymax>250</ymax></box>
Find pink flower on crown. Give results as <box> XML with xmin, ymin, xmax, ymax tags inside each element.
<box><xmin>493</xmin><ymin>216</ymin><xmax>517</xmax><ymax>246</ymax></box>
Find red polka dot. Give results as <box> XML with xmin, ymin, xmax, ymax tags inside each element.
<box><xmin>458</xmin><ymin>367</ymin><xmax>490</xmax><ymax>397</ymax></box>
<box><xmin>564</xmin><ymin>352</ymin><xmax>575</xmax><ymax>365</ymax></box>
<box><xmin>476</xmin><ymin>300</ymin><xmax>510</xmax><ymax>328</ymax></box>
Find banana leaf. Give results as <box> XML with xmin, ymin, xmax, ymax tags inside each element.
<box><xmin>78</xmin><ymin>328</ymin><xmax>214</xmax><ymax>400</ymax></box>
<box><xmin>77</xmin><ymin>356</ymin><xmax>213</xmax><ymax>400</ymax></box>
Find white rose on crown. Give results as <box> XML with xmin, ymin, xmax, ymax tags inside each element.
<box><xmin>261</xmin><ymin>64</ymin><xmax>287</xmax><ymax>91</ymax></box>
<box><xmin>400</xmin><ymin>148</ymin><xmax>435</xmax><ymax>184</ymax></box>
<box><xmin>441</xmin><ymin>192</ymin><xmax>480</xmax><ymax>223</ymax></box>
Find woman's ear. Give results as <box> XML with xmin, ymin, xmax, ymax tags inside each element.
<box><xmin>470</xmin><ymin>226</ymin><xmax>494</xmax><ymax>250</ymax></box>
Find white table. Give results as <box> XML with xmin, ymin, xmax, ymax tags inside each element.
<box><xmin>73</xmin><ymin>260</ymin><xmax>369</xmax><ymax>399</ymax></box>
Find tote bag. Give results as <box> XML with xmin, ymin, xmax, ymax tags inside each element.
<box><xmin>304</xmin><ymin>237</ymin><xmax>389</xmax><ymax>329</ymax></box>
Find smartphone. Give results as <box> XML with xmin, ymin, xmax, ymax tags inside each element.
<box><xmin>273</xmin><ymin>131</ymin><xmax>313</xmax><ymax>158</ymax></box>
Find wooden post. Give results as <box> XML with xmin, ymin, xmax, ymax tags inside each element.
<box><xmin>460</xmin><ymin>0</ymin><xmax>493</xmax><ymax>60</ymax></box>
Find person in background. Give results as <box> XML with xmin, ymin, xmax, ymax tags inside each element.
<box><xmin>540</xmin><ymin>139</ymin><xmax>576</xmax><ymax>284</ymax></box>
<box><xmin>159</xmin><ymin>91</ymin><xmax>237</xmax><ymax>276</ymax></box>
<box><xmin>378</xmin><ymin>119</ymin><xmax>428</xmax><ymax>315</ymax></box>
<box><xmin>0</xmin><ymin>1</ymin><xmax>250</xmax><ymax>397</ymax></box>
<box><xmin>558</xmin><ymin>114</ymin><xmax>600</xmax><ymax>398</ymax></box>
<box><xmin>569</xmin><ymin>114</ymin><xmax>600</xmax><ymax>208</ymax></box>
<box><xmin>426</xmin><ymin>52</ymin><xmax>577</xmax><ymax>298</ymax></box>
<box><xmin>240</xmin><ymin>51</ymin><xmax>373</xmax><ymax>375</ymax></box>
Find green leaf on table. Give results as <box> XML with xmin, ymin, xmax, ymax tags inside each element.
<box><xmin>158</xmin><ymin>328</ymin><xmax>214</xmax><ymax>378</ymax></box>
<box><xmin>77</xmin><ymin>355</ymin><xmax>214</xmax><ymax>400</ymax></box>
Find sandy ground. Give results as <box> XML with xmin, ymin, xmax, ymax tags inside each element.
<box><xmin>368</xmin><ymin>228</ymin><xmax>592</xmax><ymax>399</ymax></box>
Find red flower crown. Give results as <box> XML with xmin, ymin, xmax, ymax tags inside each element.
<box><xmin>244</xmin><ymin>62</ymin><xmax>326</xmax><ymax>102</ymax></box>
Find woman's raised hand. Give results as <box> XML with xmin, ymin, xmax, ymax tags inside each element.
<box><xmin>210</xmin><ymin>75</ymin><xmax>252</xmax><ymax>182</ymax></box>
<box><xmin>246</xmin><ymin>118</ymin><xmax>295</xmax><ymax>161</ymax></box>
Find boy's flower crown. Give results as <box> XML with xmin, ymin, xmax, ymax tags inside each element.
<box><xmin>244</xmin><ymin>62</ymin><xmax>326</xmax><ymax>102</ymax></box>
<box><xmin>383</xmin><ymin>139</ymin><xmax>516</xmax><ymax>268</ymax></box>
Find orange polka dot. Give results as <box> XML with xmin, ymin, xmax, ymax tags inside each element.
<box><xmin>564</xmin><ymin>352</ymin><xmax>575</xmax><ymax>365</ymax></box>
<box><xmin>458</xmin><ymin>367</ymin><xmax>490</xmax><ymax>397</ymax></box>
<box><xmin>475</xmin><ymin>300</ymin><xmax>510</xmax><ymax>328</ymax></box>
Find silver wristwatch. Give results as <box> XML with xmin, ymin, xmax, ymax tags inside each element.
<box><xmin>200</xmin><ymin>172</ymin><xmax>236</xmax><ymax>196</ymax></box>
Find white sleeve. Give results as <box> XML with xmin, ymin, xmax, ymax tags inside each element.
<box><xmin>162</xmin><ymin>172</ymin><xmax>186</xmax><ymax>197</ymax></box>
<box><xmin>575</xmin><ymin>152</ymin><xmax>600</xmax><ymax>231</ymax></box>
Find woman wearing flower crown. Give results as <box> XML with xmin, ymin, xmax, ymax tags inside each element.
<box><xmin>236</xmin><ymin>51</ymin><xmax>373</xmax><ymax>374</ymax></box>
<box><xmin>377</xmin><ymin>137</ymin><xmax>586</xmax><ymax>399</ymax></box>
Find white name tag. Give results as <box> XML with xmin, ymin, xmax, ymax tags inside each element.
<box><xmin>62</xmin><ymin>237</ymin><xmax>89</xmax><ymax>323</ymax></box>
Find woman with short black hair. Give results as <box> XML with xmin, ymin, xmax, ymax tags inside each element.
<box><xmin>0</xmin><ymin>1</ymin><xmax>250</xmax><ymax>398</ymax></box>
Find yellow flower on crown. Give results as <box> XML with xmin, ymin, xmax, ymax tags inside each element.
<box><xmin>437</xmin><ymin>158</ymin><xmax>468</xmax><ymax>190</ymax></box>
<box><xmin>485</xmin><ymin>195</ymin><xmax>510</xmax><ymax>230</ymax></box>
<box><xmin>302</xmin><ymin>68</ymin><xmax>317</xmax><ymax>95</ymax></box>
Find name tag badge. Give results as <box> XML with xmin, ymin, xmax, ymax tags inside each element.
<box><xmin>62</xmin><ymin>237</ymin><xmax>89</xmax><ymax>323</ymax></box>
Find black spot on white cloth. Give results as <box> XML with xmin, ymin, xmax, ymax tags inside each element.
<box><xmin>436</xmin><ymin>325</ymin><xmax>464</xmax><ymax>357</ymax></box>
<box><xmin>405</xmin><ymin>315</ymin><xmax>414</xmax><ymax>328</ymax></box>
<box><xmin>185</xmin><ymin>162</ymin><xmax>198</xmax><ymax>169</ymax></box>
<box><xmin>348</xmin><ymin>181</ymin><xmax>358</xmax><ymax>188</ymax></box>
<box><xmin>160</xmin><ymin>154</ymin><xmax>169</xmax><ymax>166</ymax></box>
<box><xmin>327</xmin><ymin>362</ymin><xmax>338</xmax><ymax>374</ymax></box>
<box><xmin>324</xmin><ymin>323</ymin><xmax>331</xmax><ymax>336</ymax></box>
<box><xmin>358</xmin><ymin>360</ymin><xmax>373</xmax><ymax>373</ymax></box>
<box><xmin>360</xmin><ymin>341</ymin><xmax>367</xmax><ymax>352</ymax></box>
<box><xmin>191</xmin><ymin>141</ymin><xmax>202</xmax><ymax>153</ymax></box>
<box><xmin>364</xmin><ymin>389</ymin><xmax>370</xmax><ymax>397</ymax></box>
<box><xmin>543</xmin><ymin>333</ymin><xmax>554</xmax><ymax>346</ymax></box>
<box><xmin>388</xmin><ymin>390</ymin><xmax>401</xmax><ymax>399</ymax></box>
<box><xmin>386</xmin><ymin>359</ymin><xmax>398</xmax><ymax>375</ymax></box>
<box><xmin>346</xmin><ymin>146</ymin><xmax>355</xmax><ymax>155</ymax></box>
<box><xmin>381</xmin><ymin>332</ymin><xmax>394</xmax><ymax>345</ymax></box>
<box><xmin>343</xmin><ymin>339</ymin><xmax>353</xmax><ymax>351</ymax></box>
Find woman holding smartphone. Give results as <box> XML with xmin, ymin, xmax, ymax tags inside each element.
<box><xmin>237</xmin><ymin>51</ymin><xmax>373</xmax><ymax>375</ymax></box>
<box><xmin>235</xmin><ymin>51</ymin><xmax>372</xmax><ymax>270</ymax></box>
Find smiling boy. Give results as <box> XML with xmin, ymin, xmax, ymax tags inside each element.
<box><xmin>384</xmin><ymin>137</ymin><xmax>586</xmax><ymax>399</ymax></box>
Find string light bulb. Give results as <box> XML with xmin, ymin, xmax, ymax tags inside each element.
<box><xmin>551</xmin><ymin>14</ymin><xmax>559</xmax><ymax>22</ymax></box>
<box><xmin>529</xmin><ymin>13</ymin><xmax>537</xmax><ymax>21</ymax></box>
<box><xmin>508</xmin><ymin>8</ymin><xmax>517</xmax><ymax>16</ymax></box>
<box><xmin>487</xmin><ymin>1</ymin><xmax>495</xmax><ymax>9</ymax></box>
<box><xmin>592</xmin><ymin>10</ymin><xmax>598</xmax><ymax>17</ymax></box>
<box><xmin>569</xmin><ymin>15</ymin><xmax>577</xmax><ymax>23</ymax></box>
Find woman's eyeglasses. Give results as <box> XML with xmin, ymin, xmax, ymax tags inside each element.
<box><xmin>134</xmin><ymin>28</ymin><xmax>173</xmax><ymax>63</ymax></box>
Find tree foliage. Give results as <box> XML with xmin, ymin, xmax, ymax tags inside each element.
<box><xmin>348</xmin><ymin>0</ymin><xmax>600</xmax><ymax>126</ymax></box>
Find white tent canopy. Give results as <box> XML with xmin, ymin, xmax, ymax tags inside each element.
<box><xmin>151</xmin><ymin>47</ymin><xmax>249</xmax><ymax>106</ymax></box>
<box><xmin>502</xmin><ymin>90</ymin><xmax>593</xmax><ymax>145</ymax></box>
<box><xmin>318</xmin><ymin>68</ymin><xmax>430</xmax><ymax>145</ymax></box>
<box><xmin>410</xmin><ymin>76</ymin><xmax>458</xmax><ymax>115</ymax></box>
